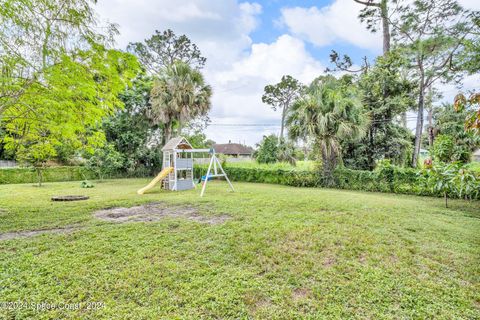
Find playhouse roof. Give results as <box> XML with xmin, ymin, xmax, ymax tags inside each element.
<box><xmin>162</xmin><ymin>137</ymin><xmax>192</xmax><ymax>151</ymax></box>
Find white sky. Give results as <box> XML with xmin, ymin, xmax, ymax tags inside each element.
<box><xmin>96</xmin><ymin>0</ymin><xmax>480</xmax><ymax>146</ymax></box>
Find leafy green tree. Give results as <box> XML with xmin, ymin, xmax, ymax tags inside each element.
<box><xmin>454</xmin><ymin>92</ymin><xmax>480</xmax><ymax>134</ymax></box>
<box><xmin>287</xmin><ymin>76</ymin><xmax>369</xmax><ymax>182</ymax></box>
<box><xmin>431</xmin><ymin>135</ymin><xmax>455</xmax><ymax>163</ymax></box>
<box><xmin>454</xmin><ymin>167</ymin><xmax>480</xmax><ymax>200</ymax></box>
<box><xmin>431</xmin><ymin>103</ymin><xmax>480</xmax><ymax>162</ymax></box>
<box><xmin>420</xmin><ymin>162</ymin><xmax>479</xmax><ymax>206</ymax></box>
<box><xmin>420</xmin><ymin>162</ymin><xmax>458</xmax><ymax>208</ymax></box>
<box><xmin>262</xmin><ymin>75</ymin><xmax>303</xmax><ymax>140</ymax></box>
<box><xmin>2</xmin><ymin>47</ymin><xmax>139</xmax><ymax>184</ymax></box>
<box><xmin>86</xmin><ymin>143</ymin><xmax>124</xmax><ymax>181</ymax></box>
<box><xmin>255</xmin><ymin>135</ymin><xmax>279</xmax><ymax>164</ymax></box>
<box><xmin>185</xmin><ymin>132</ymin><xmax>215</xmax><ymax>149</ymax></box>
<box><xmin>389</xmin><ymin>0</ymin><xmax>479</xmax><ymax>166</ymax></box>
<box><xmin>103</xmin><ymin>76</ymin><xmax>163</xmax><ymax>176</ymax></box>
<box><xmin>128</xmin><ymin>29</ymin><xmax>206</xmax><ymax>74</ymax></box>
<box><xmin>342</xmin><ymin>52</ymin><xmax>414</xmax><ymax>170</ymax></box>
<box><xmin>277</xmin><ymin>139</ymin><xmax>297</xmax><ymax>166</ymax></box>
<box><xmin>148</xmin><ymin>61</ymin><xmax>212</xmax><ymax>144</ymax></box>
<box><xmin>0</xmin><ymin>0</ymin><xmax>118</xmax><ymax>115</ymax></box>
<box><xmin>0</xmin><ymin>0</ymin><xmax>140</xmax><ymax>184</ymax></box>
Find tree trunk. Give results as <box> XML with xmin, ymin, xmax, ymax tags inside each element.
<box><xmin>163</xmin><ymin>122</ymin><xmax>172</xmax><ymax>145</ymax></box>
<box><xmin>412</xmin><ymin>81</ymin><xmax>425</xmax><ymax>167</ymax></box>
<box><xmin>401</xmin><ymin>112</ymin><xmax>407</xmax><ymax>128</ymax></box>
<box><xmin>321</xmin><ymin>147</ymin><xmax>337</xmax><ymax>186</ymax></box>
<box><xmin>380</xmin><ymin>0</ymin><xmax>390</xmax><ymax>54</ymax></box>
<box><xmin>368</xmin><ymin>127</ymin><xmax>374</xmax><ymax>170</ymax></box>
<box><xmin>36</xmin><ymin>167</ymin><xmax>43</xmax><ymax>187</ymax></box>
<box><xmin>280</xmin><ymin>104</ymin><xmax>287</xmax><ymax>141</ymax></box>
<box><xmin>427</xmin><ymin>105</ymin><xmax>434</xmax><ymax>148</ymax></box>
<box><xmin>353</xmin><ymin>0</ymin><xmax>390</xmax><ymax>54</ymax></box>
<box><xmin>177</xmin><ymin>119</ymin><xmax>183</xmax><ymax>136</ymax></box>
<box><xmin>444</xmin><ymin>192</ymin><xmax>448</xmax><ymax>208</ymax></box>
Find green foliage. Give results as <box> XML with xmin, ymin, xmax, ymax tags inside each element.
<box><xmin>390</xmin><ymin>0</ymin><xmax>478</xmax><ymax>166</ymax></box>
<box><xmin>103</xmin><ymin>76</ymin><xmax>162</xmax><ymax>176</ymax></box>
<box><xmin>287</xmin><ymin>75</ymin><xmax>369</xmax><ymax>182</ymax></box>
<box><xmin>185</xmin><ymin>132</ymin><xmax>215</xmax><ymax>149</ymax></box>
<box><xmin>420</xmin><ymin>162</ymin><xmax>480</xmax><ymax>207</ymax></box>
<box><xmin>432</xmin><ymin>103</ymin><xmax>480</xmax><ymax>162</ymax></box>
<box><xmin>0</xmin><ymin>166</ymin><xmax>96</xmax><ymax>184</ymax></box>
<box><xmin>1</xmin><ymin>180</ymin><xmax>479</xmax><ymax>318</ymax></box>
<box><xmin>454</xmin><ymin>167</ymin><xmax>480</xmax><ymax>200</ymax></box>
<box><xmin>276</xmin><ymin>139</ymin><xmax>297</xmax><ymax>166</ymax></box>
<box><xmin>85</xmin><ymin>144</ymin><xmax>124</xmax><ymax>181</ymax></box>
<box><xmin>0</xmin><ymin>1</ymin><xmax>141</xmax><ymax>184</ymax></box>
<box><xmin>374</xmin><ymin>160</ymin><xmax>396</xmax><ymax>192</ymax></box>
<box><xmin>431</xmin><ymin>135</ymin><xmax>455</xmax><ymax>162</ymax></box>
<box><xmin>127</xmin><ymin>29</ymin><xmax>206</xmax><ymax>74</ymax></box>
<box><xmin>2</xmin><ymin>48</ymin><xmax>139</xmax><ymax>178</ymax></box>
<box><xmin>148</xmin><ymin>61</ymin><xmax>212</xmax><ymax>143</ymax></box>
<box><xmin>262</xmin><ymin>75</ymin><xmax>303</xmax><ymax>138</ymax></box>
<box><xmin>454</xmin><ymin>92</ymin><xmax>480</xmax><ymax>134</ymax></box>
<box><xmin>194</xmin><ymin>164</ymin><xmax>421</xmax><ymax>194</ymax></box>
<box><xmin>466</xmin><ymin>162</ymin><xmax>480</xmax><ymax>173</ymax></box>
<box><xmin>80</xmin><ymin>180</ymin><xmax>94</xmax><ymax>188</ymax></box>
<box><xmin>342</xmin><ymin>53</ymin><xmax>415</xmax><ymax>170</ymax></box>
<box><xmin>195</xmin><ymin>160</ymin><xmax>479</xmax><ymax>200</ymax></box>
<box><xmin>255</xmin><ymin>135</ymin><xmax>279</xmax><ymax>164</ymax></box>
<box><xmin>420</xmin><ymin>162</ymin><xmax>458</xmax><ymax>207</ymax></box>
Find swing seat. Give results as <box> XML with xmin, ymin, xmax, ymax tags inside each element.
<box><xmin>201</xmin><ymin>175</ymin><xmax>213</xmax><ymax>181</ymax></box>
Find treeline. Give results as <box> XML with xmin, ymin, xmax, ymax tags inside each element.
<box><xmin>0</xmin><ymin>0</ymin><xmax>214</xmax><ymax>185</ymax></box>
<box><xmin>257</xmin><ymin>0</ymin><xmax>480</xmax><ymax>194</ymax></box>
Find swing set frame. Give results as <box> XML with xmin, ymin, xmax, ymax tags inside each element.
<box><xmin>172</xmin><ymin>148</ymin><xmax>234</xmax><ymax>197</ymax></box>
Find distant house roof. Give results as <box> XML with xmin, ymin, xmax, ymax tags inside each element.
<box><xmin>162</xmin><ymin>137</ymin><xmax>192</xmax><ymax>151</ymax></box>
<box><xmin>213</xmin><ymin>143</ymin><xmax>254</xmax><ymax>155</ymax></box>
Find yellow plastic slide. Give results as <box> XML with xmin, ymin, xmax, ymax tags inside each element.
<box><xmin>137</xmin><ymin>167</ymin><xmax>173</xmax><ymax>195</ymax></box>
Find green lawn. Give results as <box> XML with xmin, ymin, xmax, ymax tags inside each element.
<box><xmin>1</xmin><ymin>179</ymin><xmax>479</xmax><ymax>319</ymax></box>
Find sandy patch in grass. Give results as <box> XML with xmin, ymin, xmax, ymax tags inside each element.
<box><xmin>292</xmin><ymin>288</ymin><xmax>312</xmax><ymax>301</ymax></box>
<box><xmin>94</xmin><ymin>202</ymin><xmax>230</xmax><ymax>225</ymax></box>
<box><xmin>0</xmin><ymin>226</ymin><xmax>81</xmax><ymax>241</ymax></box>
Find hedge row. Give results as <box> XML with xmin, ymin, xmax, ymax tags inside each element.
<box><xmin>0</xmin><ymin>166</ymin><xmax>97</xmax><ymax>184</ymax></box>
<box><xmin>194</xmin><ymin>165</ymin><xmax>439</xmax><ymax>197</ymax></box>
<box><xmin>1</xmin><ymin>164</ymin><xmax>474</xmax><ymax>200</ymax></box>
<box><xmin>0</xmin><ymin>165</ymin><xmax>160</xmax><ymax>185</ymax></box>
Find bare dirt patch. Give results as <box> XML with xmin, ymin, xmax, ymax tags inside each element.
<box><xmin>292</xmin><ymin>288</ymin><xmax>312</xmax><ymax>301</ymax></box>
<box><xmin>0</xmin><ymin>226</ymin><xmax>81</xmax><ymax>241</ymax></box>
<box><xmin>323</xmin><ymin>256</ymin><xmax>336</xmax><ymax>268</ymax></box>
<box><xmin>358</xmin><ymin>252</ymin><xmax>367</xmax><ymax>264</ymax></box>
<box><xmin>94</xmin><ymin>202</ymin><xmax>230</xmax><ymax>225</ymax></box>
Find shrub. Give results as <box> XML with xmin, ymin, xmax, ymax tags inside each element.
<box><xmin>85</xmin><ymin>144</ymin><xmax>124</xmax><ymax>180</ymax></box>
<box><xmin>255</xmin><ymin>135</ymin><xmax>278</xmax><ymax>164</ymax></box>
<box><xmin>194</xmin><ymin>161</ymin><xmax>479</xmax><ymax>201</ymax></box>
<box><xmin>431</xmin><ymin>134</ymin><xmax>455</xmax><ymax>162</ymax></box>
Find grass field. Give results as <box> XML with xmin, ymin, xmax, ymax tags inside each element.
<box><xmin>1</xmin><ymin>179</ymin><xmax>479</xmax><ymax>319</ymax></box>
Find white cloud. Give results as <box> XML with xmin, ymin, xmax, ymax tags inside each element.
<box><xmin>96</xmin><ymin>0</ymin><xmax>261</xmax><ymax>67</ymax></box>
<box><xmin>96</xmin><ymin>0</ymin><xmax>325</xmax><ymax>145</ymax></box>
<box><xmin>280</xmin><ymin>0</ymin><xmax>382</xmax><ymax>52</ymax></box>
<box><xmin>203</xmin><ymin>34</ymin><xmax>324</xmax><ymax>145</ymax></box>
<box><xmin>458</xmin><ymin>0</ymin><xmax>480</xmax><ymax>10</ymax></box>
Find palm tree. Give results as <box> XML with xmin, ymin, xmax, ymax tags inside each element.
<box><xmin>286</xmin><ymin>76</ymin><xmax>369</xmax><ymax>183</ymax></box>
<box><xmin>148</xmin><ymin>61</ymin><xmax>212</xmax><ymax>144</ymax></box>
